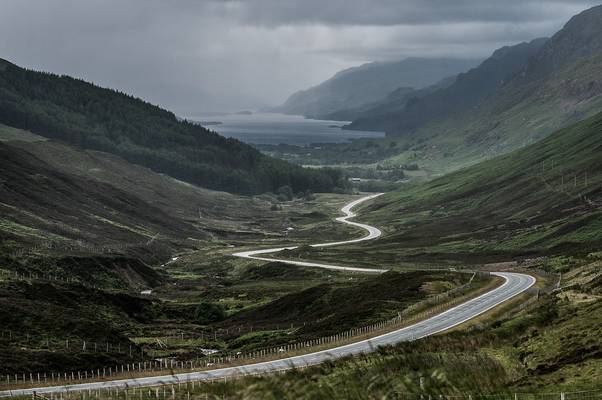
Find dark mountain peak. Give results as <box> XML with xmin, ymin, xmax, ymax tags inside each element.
<box><xmin>0</xmin><ymin>58</ymin><xmax>16</xmax><ymax>71</ymax></box>
<box><xmin>525</xmin><ymin>5</ymin><xmax>602</xmax><ymax>78</ymax></box>
<box><xmin>489</xmin><ymin>38</ymin><xmax>548</xmax><ymax>60</ymax></box>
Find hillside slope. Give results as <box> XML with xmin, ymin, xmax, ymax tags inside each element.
<box><xmin>0</xmin><ymin>134</ymin><xmax>286</xmax><ymax>263</ymax></box>
<box><xmin>381</xmin><ymin>52</ymin><xmax>602</xmax><ymax>174</ymax></box>
<box><xmin>363</xmin><ymin>110</ymin><xmax>602</xmax><ymax>263</ymax></box>
<box><xmin>524</xmin><ymin>4</ymin><xmax>602</xmax><ymax>78</ymax></box>
<box><xmin>275</xmin><ymin>57</ymin><xmax>478</xmax><ymax>119</ymax></box>
<box><xmin>0</xmin><ymin>59</ymin><xmax>346</xmax><ymax>195</ymax></box>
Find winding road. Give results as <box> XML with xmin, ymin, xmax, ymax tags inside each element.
<box><xmin>0</xmin><ymin>193</ymin><xmax>535</xmax><ymax>397</ymax></box>
<box><xmin>232</xmin><ymin>193</ymin><xmax>386</xmax><ymax>273</ymax></box>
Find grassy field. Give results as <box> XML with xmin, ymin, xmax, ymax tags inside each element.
<box><xmin>0</xmin><ymin>123</ymin><xmax>46</xmax><ymax>142</ymax></box>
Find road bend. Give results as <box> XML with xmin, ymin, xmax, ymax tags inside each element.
<box><xmin>0</xmin><ymin>193</ymin><xmax>535</xmax><ymax>397</ymax></box>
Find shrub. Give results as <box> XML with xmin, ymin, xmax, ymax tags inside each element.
<box><xmin>276</xmin><ymin>185</ymin><xmax>294</xmax><ymax>201</ymax></box>
<box><xmin>195</xmin><ymin>302</ymin><xmax>226</xmax><ymax>324</ymax></box>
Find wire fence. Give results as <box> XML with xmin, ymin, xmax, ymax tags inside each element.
<box><xmin>5</xmin><ymin>237</ymin><xmax>180</xmax><ymax>271</ymax></box>
<box><xmin>0</xmin><ymin>332</ymin><xmax>141</xmax><ymax>358</ymax></box>
<box><xmin>0</xmin><ymin>270</ymin><xmax>95</xmax><ymax>288</ymax></box>
<box><xmin>532</xmin><ymin>169</ymin><xmax>601</xmax><ymax>209</ymax></box>
<box><xmin>13</xmin><ymin>379</ymin><xmax>602</xmax><ymax>400</ymax></box>
<box><xmin>392</xmin><ymin>391</ymin><xmax>602</xmax><ymax>400</ymax></box>
<box><xmin>0</xmin><ymin>270</ymin><xmax>498</xmax><ymax>389</ymax></box>
<box><xmin>1</xmin><ymin>266</ymin><xmax>556</xmax><ymax>392</ymax></box>
<box><xmin>0</xmin><ymin>266</ymin><xmax>165</xmax><ymax>295</ymax></box>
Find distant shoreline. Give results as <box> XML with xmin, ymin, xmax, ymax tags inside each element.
<box><xmin>187</xmin><ymin>112</ymin><xmax>384</xmax><ymax>146</ymax></box>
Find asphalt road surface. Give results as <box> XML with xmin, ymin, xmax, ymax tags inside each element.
<box><xmin>0</xmin><ymin>194</ymin><xmax>535</xmax><ymax>397</ymax></box>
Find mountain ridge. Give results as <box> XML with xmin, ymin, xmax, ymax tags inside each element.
<box><xmin>523</xmin><ymin>4</ymin><xmax>602</xmax><ymax>79</ymax></box>
<box><xmin>346</xmin><ymin>38</ymin><xmax>548</xmax><ymax>133</ymax></box>
<box><xmin>275</xmin><ymin>57</ymin><xmax>480</xmax><ymax>119</ymax></box>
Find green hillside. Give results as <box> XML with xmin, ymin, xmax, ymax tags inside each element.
<box><xmin>364</xmin><ymin>110</ymin><xmax>602</xmax><ymax>262</ymax></box>
<box><xmin>0</xmin><ymin>134</ymin><xmax>301</xmax><ymax>265</ymax></box>
<box><xmin>0</xmin><ymin>59</ymin><xmax>346</xmax><ymax>195</ymax></box>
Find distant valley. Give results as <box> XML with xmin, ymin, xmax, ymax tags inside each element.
<box><xmin>2</xmin><ymin>2</ymin><xmax>602</xmax><ymax>398</ymax></box>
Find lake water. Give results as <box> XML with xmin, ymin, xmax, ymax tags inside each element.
<box><xmin>190</xmin><ymin>113</ymin><xmax>384</xmax><ymax>145</ymax></box>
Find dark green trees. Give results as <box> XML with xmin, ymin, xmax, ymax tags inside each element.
<box><xmin>0</xmin><ymin>60</ymin><xmax>348</xmax><ymax>195</ymax></box>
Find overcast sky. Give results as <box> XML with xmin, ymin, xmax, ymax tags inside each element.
<box><xmin>0</xmin><ymin>1</ymin><xmax>598</xmax><ymax>114</ymax></box>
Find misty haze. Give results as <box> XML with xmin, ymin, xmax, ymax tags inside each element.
<box><xmin>1</xmin><ymin>1</ymin><xmax>602</xmax><ymax>399</ymax></box>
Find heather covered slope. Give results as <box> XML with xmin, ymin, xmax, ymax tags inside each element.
<box><xmin>0</xmin><ymin>136</ymin><xmax>286</xmax><ymax>261</ymax></box>
<box><xmin>363</xmin><ymin>110</ymin><xmax>602</xmax><ymax>262</ymax></box>
<box><xmin>380</xmin><ymin>52</ymin><xmax>602</xmax><ymax>174</ymax></box>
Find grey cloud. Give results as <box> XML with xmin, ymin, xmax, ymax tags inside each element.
<box><xmin>0</xmin><ymin>0</ymin><xmax>598</xmax><ymax>113</ymax></box>
<box><xmin>225</xmin><ymin>0</ymin><xmax>597</xmax><ymax>26</ymax></box>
